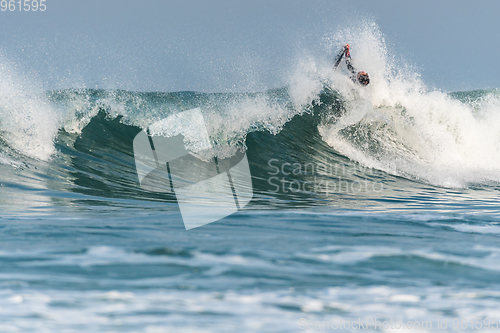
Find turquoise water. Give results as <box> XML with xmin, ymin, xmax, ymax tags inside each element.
<box><xmin>0</xmin><ymin>86</ymin><xmax>499</xmax><ymax>332</ymax></box>
<box><xmin>1</xmin><ymin>24</ymin><xmax>500</xmax><ymax>331</ymax></box>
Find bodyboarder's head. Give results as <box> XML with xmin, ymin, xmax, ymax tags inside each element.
<box><xmin>357</xmin><ymin>71</ymin><xmax>370</xmax><ymax>86</ymax></box>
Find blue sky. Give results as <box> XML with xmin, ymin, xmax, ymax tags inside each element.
<box><xmin>0</xmin><ymin>0</ymin><xmax>498</xmax><ymax>92</ymax></box>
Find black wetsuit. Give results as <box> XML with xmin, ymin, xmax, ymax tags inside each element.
<box><xmin>334</xmin><ymin>46</ymin><xmax>357</xmax><ymax>80</ymax></box>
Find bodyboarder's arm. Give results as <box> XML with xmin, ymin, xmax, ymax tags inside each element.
<box><xmin>334</xmin><ymin>44</ymin><xmax>349</xmax><ymax>69</ymax></box>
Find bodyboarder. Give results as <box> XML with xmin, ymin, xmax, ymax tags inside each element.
<box><xmin>334</xmin><ymin>44</ymin><xmax>370</xmax><ymax>86</ymax></box>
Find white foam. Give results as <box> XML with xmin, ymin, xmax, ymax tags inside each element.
<box><xmin>289</xmin><ymin>21</ymin><xmax>500</xmax><ymax>188</ymax></box>
<box><xmin>1</xmin><ymin>286</ymin><xmax>499</xmax><ymax>332</ymax></box>
<box><xmin>430</xmin><ymin>222</ymin><xmax>500</xmax><ymax>234</ymax></box>
<box><xmin>0</xmin><ymin>59</ymin><xmax>60</xmax><ymax>160</ymax></box>
<box><xmin>55</xmin><ymin>88</ymin><xmax>303</xmax><ymax>160</ymax></box>
<box><xmin>298</xmin><ymin>245</ymin><xmax>404</xmax><ymax>264</ymax></box>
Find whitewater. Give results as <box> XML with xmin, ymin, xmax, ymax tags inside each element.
<box><xmin>0</xmin><ymin>23</ymin><xmax>500</xmax><ymax>332</ymax></box>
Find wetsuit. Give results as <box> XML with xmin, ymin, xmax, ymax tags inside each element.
<box><xmin>334</xmin><ymin>45</ymin><xmax>357</xmax><ymax>81</ymax></box>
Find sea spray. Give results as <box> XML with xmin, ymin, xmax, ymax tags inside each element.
<box><xmin>0</xmin><ymin>59</ymin><xmax>60</xmax><ymax>160</ymax></box>
<box><xmin>286</xmin><ymin>22</ymin><xmax>500</xmax><ymax>187</ymax></box>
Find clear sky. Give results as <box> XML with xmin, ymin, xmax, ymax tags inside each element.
<box><xmin>0</xmin><ymin>0</ymin><xmax>498</xmax><ymax>92</ymax></box>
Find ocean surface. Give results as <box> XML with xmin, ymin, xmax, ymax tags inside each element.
<box><xmin>1</xmin><ymin>28</ymin><xmax>500</xmax><ymax>332</ymax></box>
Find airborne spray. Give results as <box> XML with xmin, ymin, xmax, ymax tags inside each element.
<box><xmin>0</xmin><ymin>58</ymin><xmax>60</xmax><ymax>161</ymax></box>
<box><xmin>289</xmin><ymin>21</ymin><xmax>500</xmax><ymax>188</ymax></box>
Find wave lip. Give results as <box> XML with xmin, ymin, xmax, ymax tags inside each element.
<box><xmin>1</xmin><ymin>22</ymin><xmax>500</xmax><ymax>209</ymax></box>
<box><xmin>1</xmin><ymin>87</ymin><xmax>500</xmax><ymax>214</ymax></box>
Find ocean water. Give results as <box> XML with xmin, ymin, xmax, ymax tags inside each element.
<box><xmin>1</xmin><ymin>25</ymin><xmax>500</xmax><ymax>332</ymax></box>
